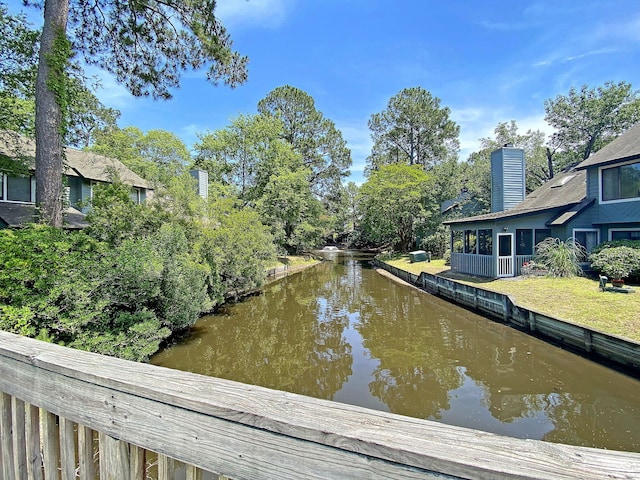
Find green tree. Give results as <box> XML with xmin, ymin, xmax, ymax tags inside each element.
<box><xmin>257</xmin><ymin>85</ymin><xmax>351</xmax><ymax>200</ymax></box>
<box><xmin>544</xmin><ymin>81</ymin><xmax>640</xmax><ymax>166</ymax></box>
<box><xmin>193</xmin><ymin>114</ymin><xmax>300</xmax><ymax>202</ymax></box>
<box><xmin>65</xmin><ymin>75</ymin><xmax>120</xmax><ymax>147</ymax></box>
<box><xmin>91</xmin><ymin>127</ymin><xmax>190</xmax><ymax>185</ymax></box>
<box><xmin>0</xmin><ymin>3</ymin><xmax>39</xmax><ymax>135</ymax></box>
<box><xmin>27</xmin><ymin>0</ymin><xmax>247</xmax><ymax>227</ymax></box>
<box><xmin>257</xmin><ymin>167</ymin><xmax>324</xmax><ymax>253</ymax></box>
<box><xmin>367</xmin><ymin>87</ymin><xmax>460</xmax><ymax>172</ymax></box>
<box><xmin>357</xmin><ymin>164</ymin><xmax>432</xmax><ymax>251</ymax></box>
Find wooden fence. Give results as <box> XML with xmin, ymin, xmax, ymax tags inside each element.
<box><xmin>374</xmin><ymin>260</ymin><xmax>640</xmax><ymax>373</ymax></box>
<box><xmin>2</xmin><ymin>331</ymin><xmax>640</xmax><ymax>479</ymax></box>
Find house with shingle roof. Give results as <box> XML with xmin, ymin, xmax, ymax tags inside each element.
<box><xmin>444</xmin><ymin>124</ymin><xmax>640</xmax><ymax>278</ymax></box>
<box><xmin>0</xmin><ymin>131</ymin><xmax>153</xmax><ymax>229</ymax></box>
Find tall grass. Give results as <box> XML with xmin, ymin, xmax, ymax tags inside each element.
<box><xmin>534</xmin><ymin>237</ymin><xmax>586</xmax><ymax>278</ymax></box>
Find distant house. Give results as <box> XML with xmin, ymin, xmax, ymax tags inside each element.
<box><xmin>0</xmin><ymin>131</ymin><xmax>153</xmax><ymax>229</ymax></box>
<box><xmin>444</xmin><ymin>124</ymin><xmax>640</xmax><ymax>278</ymax></box>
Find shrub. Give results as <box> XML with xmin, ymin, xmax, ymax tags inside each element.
<box><xmin>533</xmin><ymin>237</ymin><xmax>586</xmax><ymax>278</ymax></box>
<box><xmin>590</xmin><ymin>239</ymin><xmax>640</xmax><ymax>256</ymax></box>
<box><xmin>590</xmin><ymin>246</ymin><xmax>640</xmax><ymax>281</ymax></box>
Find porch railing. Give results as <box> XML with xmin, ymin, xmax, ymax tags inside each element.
<box><xmin>451</xmin><ymin>253</ymin><xmax>534</xmax><ymax>278</ymax></box>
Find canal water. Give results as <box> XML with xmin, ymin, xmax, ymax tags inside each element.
<box><xmin>151</xmin><ymin>251</ymin><xmax>640</xmax><ymax>452</ymax></box>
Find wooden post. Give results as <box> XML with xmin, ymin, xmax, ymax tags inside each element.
<box><xmin>528</xmin><ymin>311</ymin><xmax>537</xmax><ymax>332</ymax></box>
<box><xmin>158</xmin><ymin>454</ymin><xmax>174</xmax><ymax>480</ymax></box>
<box><xmin>129</xmin><ymin>444</ymin><xmax>144</xmax><ymax>480</ymax></box>
<box><xmin>1</xmin><ymin>392</ymin><xmax>14</xmax><ymax>480</ymax></box>
<box><xmin>78</xmin><ymin>425</ymin><xmax>95</xmax><ymax>480</ymax></box>
<box><xmin>26</xmin><ymin>404</ymin><xmax>43</xmax><ymax>480</ymax></box>
<box><xmin>99</xmin><ymin>432</ymin><xmax>130</xmax><ymax>480</ymax></box>
<box><xmin>186</xmin><ymin>464</ymin><xmax>202</xmax><ymax>480</ymax></box>
<box><xmin>584</xmin><ymin>330</ymin><xmax>593</xmax><ymax>353</ymax></box>
<box><xmin>59</xmin><ymin>417</ymin><xmax>76</xmax><ymax>480</ymax></box>
<box><xmin>11</xmin><ymin>396</ymin><xmax>27</xmax><ymax>480</ymax></box>
<box><xmin>42</xmin><ymin>411</ymin><xmax>59</xmax><ymax>480</ymax></box>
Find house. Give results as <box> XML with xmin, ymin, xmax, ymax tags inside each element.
<box><xmin>0</xmin><ymin>131</ymin><xmax>153</xmax><ymax>229</ymax></box>
<box><xmin>444</xmin><ymin>124</ymin><xmax>640</xmax><ymax>278</ymax></box>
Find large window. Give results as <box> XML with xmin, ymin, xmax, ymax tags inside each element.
<box><xmin>534</xmin><ymin>228</ymin><xmax>551</xmax><ymax>247</ymax></box>
<box><xmin>515</xmin><ymin>229</ymin><xmax>533</xmax><ymax>255</ymax></box>
<box><xmin>610</xmin><ymin>229</ymin><xmax>640</xmax><ymax>241</ymax></box>
<box><xmin>452</xmin><ymin>230</ymin><xmax>463</xmax><ymax>253</ymax></box>
<box><xmin>464</xmin><ymin>230</ymin><xmax>477</xmax><ymax>254</ymax></box>
<box><xmin>478</xmin><ymin>229</ymin><xmax>493</xmax><ymax>255</ymax></box>
<box><xmin>574</xmin><ymin>229</ymin><xmax>598</xmax><ymax>261</ymax></box>
<box><xmin>601</xmin><ymin>160</ymin><xmax>640</xmax><ymax>201</ymax></box>
<box><xmin>1</xmin><ymin>174</ymin><xmax>33</xmax><ymax>203</ymax></box>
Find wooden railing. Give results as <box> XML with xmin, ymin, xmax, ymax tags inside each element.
<box><xmin>1</xmin><ymin>331</ymin><xmax>640</xmax><ymax>480</ymax></box>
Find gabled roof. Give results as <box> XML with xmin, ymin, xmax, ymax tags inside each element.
<box><xmin>576</xmin><ymin>123</ymin><xmax>640</xmax><ymax>169</ymax></box>
<box><xmin>0</xmin><ymin>131</ymin><xmax>152</xmax><ymax>189</ymax></box>
<box><xmin>444</xmin><ymin>168</ymin><xmax>586</xmax><ymax>225</ymax></box>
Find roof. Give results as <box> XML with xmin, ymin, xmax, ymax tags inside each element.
<box><xmin>0</xmin><ymin>131</ymin><xmax>152</xmax><ymax>189</ymax></box>
<box><xmin>0</xmin><ymin>203</ymin><xmax>88</xmax><ymax>229</ymax></box>
<box><xmin>444</xmin><ymin>168</ymin><xmax>586</xmax><ymax>225</ymax></box>
<box><xmin>576</xmin><ymin>123</ymin><xmax>640</xmax><ymax>169</ymax></box>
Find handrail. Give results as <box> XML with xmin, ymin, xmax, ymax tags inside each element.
<box><xmin>1</xmin><ymin>331</ymin><xmax>639</xmax><ymax>479</ymax></box>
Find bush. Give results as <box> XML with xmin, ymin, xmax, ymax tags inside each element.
<box><xmin>590</xmin><ymin>246</ymin><xmax>640</xmax><ymax>281</ymax></box>
<box><xmin>533</xmin><ymin>237</ymin><xmax>585</xmax><ymax>278</ymax></box>
<box><xmin>590</xmin><ymin>239</ymin><xmax>640</xmax><ymax>256</ymax></box>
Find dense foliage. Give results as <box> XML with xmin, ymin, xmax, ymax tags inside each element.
<box><xmin>0</xmin><ymin>176</ymin><xmax>276</xmax><ymax>361</ymax></box>
<box><xmin>590</xmin><ymin>246</ymin><xmax>640</xmax><ymax>282</ymax></box>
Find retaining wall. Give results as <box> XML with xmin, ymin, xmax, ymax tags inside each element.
<box><xmin>374</xmin><ymin>260</ymin><xmax>640</xmax><ymax>374</ymax></box>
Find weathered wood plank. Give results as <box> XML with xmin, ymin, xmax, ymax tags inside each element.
<box><xmin>158</xmin><ymin>454</ymin><xmax>174</xmax><ymax>480</ymax></box>
<box><xmin>26</xmin><ymin>404</ymin><xmax>43</xmax><ymax>480</ymax></box>
<box><xmin>186</xmin><ymin>464</ymin><xmax>202</xmax><ymax>480</ymax></box>
<box><xmin>1</xmin><ymin>331</ymin><xmax>639</xmax><ymax>480</ymax></box>
<box><xmin>1</xmin><ymin>392</ymin><xmax>14</xmax><ymax>480</ymax></box>
<box><xmin>129</xmin><ymin>444</ymin><xmax>144</xmax><ymax>480</ymax></box>
<box><xmin>11</xmin><ymin>396</ymin><xmax>27</xmax><ymax>480</ymax></box>
<box><xmin>78</xmin><ymin>425</ymin><xmax>95</xmax><ymax>480</ymax></box>
<box><xmin>59</xmin><ymin>417</ymin><xmax>75</xmax><ymax>480</ymax></box>
<box><xmin>41</xmin><ymin>411</ymin><xmax>59</xmax><ymax>480</ymax></box>
<box><xmin>99</xmin><ymin>432</ymin><xmax>130</xmax><ymax>480</ymax></box>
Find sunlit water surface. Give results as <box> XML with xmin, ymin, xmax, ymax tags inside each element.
<box><xmin>152</xmin><ymin>251</ymin><xmax>640</xmax><ymax>452</ymax></box>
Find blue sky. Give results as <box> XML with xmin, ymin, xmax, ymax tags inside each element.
<box><xmin>6</xmin><ymin>0</ymin><xmax>640</xmax><ymax>184</ymax></box>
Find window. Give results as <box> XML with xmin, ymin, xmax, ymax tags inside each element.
<box><xmin>610</xmin><ymin>229</ymin><xmax>640</xmax><ymax>241</ymax></box>
<box><xmin>2</xmin><ymin>174</ymin><xmax>33</xmax><ymax>202</ymax></box>
<box><xmin>478</xmin><ymin>229</ymin><xmax>493</xmax><ymax>255</ymax></box>
<box><xmin>464</xmin><ymin>230</ymin><xmax>477</xmax><ymax>254</ymax></box>
<box><xmin>574</xmin><ymin>229</ymin><xmax>598</xmax><ymax>260</ymax></box>
<box><xmin>130</xmin><ymin>188</ymin><xmax>141</xmax><ymax>204</ymax></box>
<box><xmin>534</xmin><ymin>229</ymin><xmax>551</xmax><ymax>247</ymax></box>
<box><xmin>452</xmin><ymin>230</ymin><xmax>463</xmax><ymax>253</ymax></box>
<box><xmin>515</xmin><ymin>229</ymin><xmax>533</xmax><ymax>255</ymax></box>
<box><xmin>601</xmin><ymin>160</ymin><xmax>640</xmax><ymax>202</ymax></box>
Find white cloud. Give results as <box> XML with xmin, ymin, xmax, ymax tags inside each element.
<box><xmin>215</xmin><ymin>0</ymin><xmax>295</xmax><ymax>29</ymax></box>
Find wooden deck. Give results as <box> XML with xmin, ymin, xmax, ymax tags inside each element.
<box><xmin>1</xmin><ymin>331</ymin><xmax>640</xmax><ymax>479</ymax></box>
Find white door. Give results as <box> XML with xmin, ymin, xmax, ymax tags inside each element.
<box><xmin>497</xmin><ymin>233</ymin><xmax>514</xmax><ymax>277</ymax></box>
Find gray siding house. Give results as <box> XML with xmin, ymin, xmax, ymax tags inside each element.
<box><xmin>444</xmin><ymin>124</ymin><xmax>640</xmax><ymax>278</ymax></box>
<box><xmin>0</xmin><ymin>132</ymin><xmax>153</xmax><ymax>229</ymax></box>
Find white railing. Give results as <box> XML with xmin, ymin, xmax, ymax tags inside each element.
<box><xmin>1</xmin><ymin>331</ymin><xmax>639</xmax><ymax>479</ymax></box>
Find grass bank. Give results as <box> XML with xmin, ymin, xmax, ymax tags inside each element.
<box><xmin>384</xmin><ymin>256</ymin><xmax>640</xmax><ymax>343</ymax></box>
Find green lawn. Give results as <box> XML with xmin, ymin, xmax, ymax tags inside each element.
<box><xmin>385</xmin><ymin>256</ymin><xmax>640</xmax><ymax>342</ymax></box>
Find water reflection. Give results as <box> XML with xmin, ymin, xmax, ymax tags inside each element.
<box><xmin>152</xmin><ymin>251</ymin><xmax>640</xmax><ymax>452</ymax></box>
